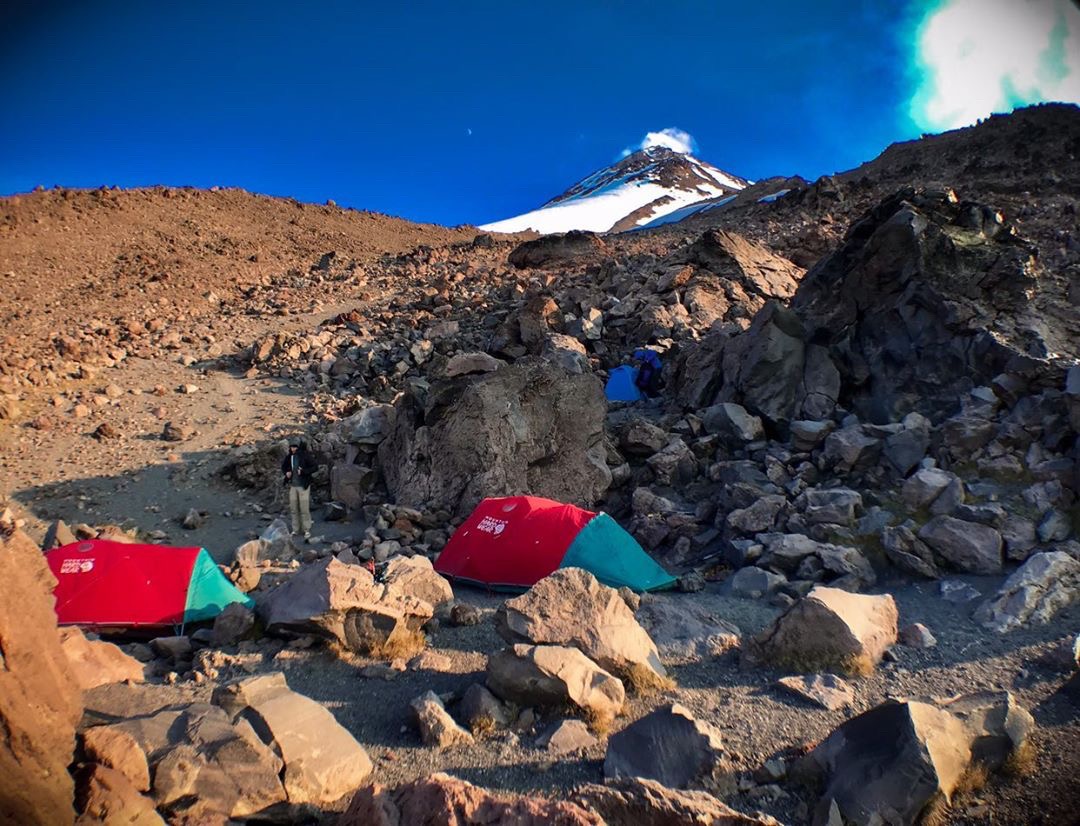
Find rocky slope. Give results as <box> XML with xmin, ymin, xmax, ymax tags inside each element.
<box><xmin>0</xmin><ymin>104</ymin><xmax>1078</xmax><ymax>825</ymax></box>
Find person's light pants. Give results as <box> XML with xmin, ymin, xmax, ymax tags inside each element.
<box><xmin>289</xmin><ymin>486</ymin><xmax>312</xmax><ymax>533</ymax></box>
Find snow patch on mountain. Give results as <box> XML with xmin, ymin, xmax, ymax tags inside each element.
<box><xmin>480</xmin><ymin>146</ymin><xmax>747</xmax><ymax>235</ymax></box>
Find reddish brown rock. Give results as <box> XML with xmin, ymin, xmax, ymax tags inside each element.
<box><xmin>81</xmin><ymin>727</ymin><xmax>151</xmax><ymax>792</ymax></box>
<box><xmin>0</xmin><ymin>513</ymin><xmax>83</xmax><ymax>825</ymax></box>
<box><xmin>339</xmin><ymin>773</ymin><xmax>603</xmax><ymax>825</ymax></box>
<box><xmin>73</xmin><ymin>763</ymin><xmax>163</xmax><ymax>826</ymax></box>
<box><xmin>60</xmin><ymin>627</ymin><xmax>146</xmax><ymax>690</ymax></box>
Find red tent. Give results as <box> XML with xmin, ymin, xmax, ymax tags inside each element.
<box><xmin>434</xmin><ymin>495</ymin><xmax>675</xmax><ymax>591</ymax></box>
<box><xmin>46</xmin><ymin>540</ymin><xmax>252</xmax><ymax>629</ymax></box>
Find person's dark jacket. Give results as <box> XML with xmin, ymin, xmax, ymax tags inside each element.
<box><xmin>281</xmin><ymin>442</ymin><xmax>317</xmax><ymax>489</ymax></box>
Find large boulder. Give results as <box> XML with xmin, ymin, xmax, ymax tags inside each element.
<box><xmin>108</xmin><ymin>703</ymin><xmax>287</xmax><ymax>819</ymax></box>
<box><xmin>745</xmin><ymin>586</ymin><xmax>898</xmax><ymax>675</ymax></box>
<box><xmin>496</xmin><ymin>568</ymin><xmax>666</xmax><ymax>679</ymax></box>
<box><xmin>508</xmin><ymin>231</ymin><xmax>608</xmax><ymax>269</ymax></box>
<box><xmin>382</xmin><ymin>554</ymin><xmax>454</xmax><ymax>609</ymax></box>
<box><xmin>73</xmin><ymin>763</ymin><xmax>164</xmax><ymax>826</ymax></box>
<box><xmin>81</xmin><ymin>727</ymin><xmax>151</xmax><ymax>792</ymax></box>
<box><xmin>802</xmin><ymin>692</ymin><xmax>1035</xmax><ymax>826</ymax></box>
<box><xmin>213</xmin><ymin>672</ymin><xmax>373</xmax><ymax>805</ymax></box>
<box><xmin>973</xmin><ymin>551</ymin><xmax>1080</xmax><ymax>632</ymax></box>
<box><xmin>0</xmin><ymin>517</ymin><xmax>82</xmax><ymax>826</ymax></box>
<box><xmin>603</xmin><ymin>704</ymin><xmax>730</xmax><ymax>790</ymax></box>
<box><xmin>339</xmin><ymin>772</ymin><xmax>604</xmax><ymax>825</ymax></box>
<box><xmin>635</xmin><ymin>596</ymin><xmax>740</xmax><ymax>664</ymax></box>
<box><xmin>379</xmin><ymin>361</ymin><xmax>611</xmax><ymax>516</ymax></box>
<box><xmin>803</xmin><ymin>700</ymin><xmax>973</xmax><ymax>826</ymax></box>
<box><xmin>918</xmin><ymin>516</ymin><xmax>1003</xmax><ymax>574</ymax></box>
<box><xmin>574</xmin><ymin>777</ymin><xmax>782</xmax><ymax>825</ymax></box>
<box><xmin>59</xmin><ymin>627</ymin><xmax>145</xmax><ymax>690</ymax></box>
<box><xmin>486</xmin><ymin>644</ymin><xmax>625</xmax><ymax>727</ymax></box>
<box><xmin>789</xmin><ymin>189</ymin><xmax>1075</xmax><ymax>423</ymax></box>
<box><xmin>257</xmin><ymin>556</ymin><xmax>432</xmax><ymax>654</ymax></box>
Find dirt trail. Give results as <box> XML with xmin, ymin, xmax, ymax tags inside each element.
<box><xmin>1</xmin><ymin>299</ymin><xmax>368</xmax><ymax>560</ymax></box>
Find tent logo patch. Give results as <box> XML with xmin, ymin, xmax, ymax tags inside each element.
<box><xmin>60</xmin><ymin>558</ymin><xmax>95</xmax><ymax>573</ymax></box>
<box><xmin>476</xmin><ymin>516</ymin><xmax>508</xmax><ymax>536</ymax></box>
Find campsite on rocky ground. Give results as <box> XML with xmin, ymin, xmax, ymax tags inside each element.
<box><xmin>2</xmin><ymin>102</ymin><xmax>1080</xmax><ymax>825</ymax></box>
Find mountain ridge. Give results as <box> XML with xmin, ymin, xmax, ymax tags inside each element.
<box><xmin>480</xmin><ymin>146</ymin><xmax>748</xmax><ymax>235</ymax></box>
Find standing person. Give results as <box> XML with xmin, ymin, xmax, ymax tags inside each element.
<box><xmin>282</xmin><ymin>438</ymin><xmax>316</xmax><ymax>539</ymax></box>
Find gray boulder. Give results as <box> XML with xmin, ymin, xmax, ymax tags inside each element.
<box><xmin>257</xmin><ymin>557</ymin><xmax>433</xmax><ymax>654</ymax></box>
<box><xmin>901</xmin><ymin>468</ymin><xmax>962</xmax><ymax>512</ymax></box>
<box><xmin>822</xmin><ymin>428</ymin><xmax>880</xmax><ymax>474</ymax></box>
<box><xmin>776</xmin><ymin>673</ymin><xmax>854</xmax><ymax>711</ymax></box>
<box><xmin>379</xmin><ymin>361</ymin><xmax>611</xmax><ymax>516</ymax></box>
<box><xmin>575</xmin><ymin>777</ymin><xmax>781</xmax><ymax>826</ymax></box>
<box><xmin>804</xmin><ymin>692</ymin><xmax>1034</xmax><ymax>826</ymax></box>
<box><xmin>497</xmin><ymin>568</ymin><xmax>666</xmax><ymax>678</ymax></box>
<box><xmin>701</xmin><ymin>403</ymin><xmax>764</xmax><ymax>445</ymax></box>
<box><xmin>604</xmin><ymin>703</ymin><xmax>729</xmax><ymax>790</ymax></box>
<box><xmin>746</xmin><ymin>586</ymin><xmax>898</xmax><ymax>675</ymax></box>
<box><xmin>918</xmin><ymin>516</ymin><xmax>1003</xmax><ymax>574</ymax></box>
<box><xmin>882</xmin><ymin>526</ymin><xmax>939</xmax><ymax>579</ymax></box>
<box><xmin>486</xmin><ymin>644</ymin><xmax>625</xmax><ymax>727</ymax></box>
<box><xmin>973</xmin><ymin>551</ymin><xmax>1080</xmax><ymax>632</ymax></box>
<box><xmin>635</xmin><ymin>596</ymin><xmax>740</xmax><ymax>663</ymax></box>
<box><xmin>729</xmin><ymin>566</ymin><xmax>786</xmax><ymax>598</ymax></box>
<box><xmin>213</xmin><ymin>672</ymin><xmax>373</xmax><ymax>806</ymax></box>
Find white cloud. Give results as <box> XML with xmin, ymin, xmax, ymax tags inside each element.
<box><xmin>910</xmin><ymin>0</ymin><xmax>1080</xmax><ymax>131</ymax></box>
<box><xmin>621</xmin><ymin>127</ymin><xmax>698</xmax><ymax>157</ymax></box>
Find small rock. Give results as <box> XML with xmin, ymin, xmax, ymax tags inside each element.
<box><xmin>410</xmin><ymin>690</ymin><xmax>474</xmax><ymax>749</ymax></box>
<box><xmin>939</xmin><ymin>579</ymin><xmax>981</xmax><ymax>603</ymax></box>
<box><xmin>181</xmin><ymin>508</ymin><xmax>205</xmax><ymax>530</ymax></box>
<box><xmin>776</xmin><ymin>673</ymin><xmax>854</xmax><ymax>710</ymax></box>
<box><xmin>161</xmin><ymin>421</ymin><xmax>194</xmax><ymax>442</ymax></box>
<box><xmin>898</xmin><ymin>623</ymin><xmax>937</xmax><ymax>648</ymax></box>
<box><xmin>537</xmin><ymin>719</ymin><xmax>598</xmax><ymax>755</ymax></box>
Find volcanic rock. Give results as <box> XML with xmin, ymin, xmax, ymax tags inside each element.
<box><xmin>339</xmin><ymin>772</ymin><xmax>604</xmax><ymax>825</ymax></box>
<box><xmin>487</xmin><ymin>643</ymin><xmax>626</xmax><ymax>725</ymax></box>
<box><xmin>410</xmin><ymin>690</ymin><xmax>474</xmax><ymax>749</ymax></box>
<box><xmin>382</xmin><ymin>554</ymin><xmax>454</xmax><ymax>609</ymax></box>
<box><xmin>746</xmin><ymin>586</ymin><xmax>898</xmax><ymax>675</ymax></box>
<box><xmin>257</xmin><ymin>556</ymin><xmax>432</xmax><ymax>653</ymax></box>
<box><xmin>574</xmin><ymin>777</ymin><xmax>782</xmax><ymax>825</ymax></box>
<box><xmin>918</xmin><ymin>516</ymin><xmax>1003</xmax><ymax>574</ymax></box>
<box><xmin>213</xmin><ymin>672</ymin><xmax>373</xmax><ymax>805</ymax></box>
<box><xmin>59</xmin><ymin>627</ymin><xmax>146</xmax><ymax>690</ymax></box>
<box><xmin>776</xmin><ymin>673</ymin><xmax>854</xmax><ymax>711</ymax></box>
<box><xmin>379</xmin><ymin>361</ymin><xmax>611</xmax><ymax>516</ymax></box>
<box><xmin>73</xmin><ymin>763</ymin><xmax>163</xmax><ymax>826</ymax></box>
<box><xmin>496</xmin><ymin>568</ymin><xmax>666</xmax><ymax>678</ymax></box>
<box><xmin>604</xmin><ymin>703</ymin><xmax>730</xmax><ymax>790</ymax></box>
<box><xmin>0</xmin><ymin>518</ymin><xmax>82</xmax><ymax>826</ymax></box>
<box><xmin>81</xmin><ymin>726</ymin><xmax>151</xmax><ymax>792</ymax></box>
<box><xmin>973</xmin><ymin>551</ymin><xmax>1080</xmax><ymax>632</ymax></box>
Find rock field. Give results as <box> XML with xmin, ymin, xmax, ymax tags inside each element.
<box><xmin>1</xmin><ymin>103</ymin><xmax>1078</xmax><ymax>825</ymax></box>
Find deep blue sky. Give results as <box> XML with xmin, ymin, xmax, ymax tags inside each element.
<box><xmin>2</xmin><ymin>1</ymin><xmax>1075</xmax><ymax>226</ymax></box>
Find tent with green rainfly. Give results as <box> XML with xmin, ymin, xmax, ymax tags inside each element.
<box><xmin>46</xmin><ymin>540</ymin><xmax>253</xmax><ymax>629</ymax></box>
<box><xmin>434</xmin><ymin>495</ymin><xmax>676</xmax><ymax>592</ymax></box>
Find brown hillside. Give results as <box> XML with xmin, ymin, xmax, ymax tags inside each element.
<box><xmin>0</xmin><ymin>186</ymin><xmax>477</xmax><ymax>388</ymax></box>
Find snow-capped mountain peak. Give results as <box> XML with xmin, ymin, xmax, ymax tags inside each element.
<box><xmin>480</xmin><ymin>146</ymin><xmax>748</xmax><ymax>235</ymax></box>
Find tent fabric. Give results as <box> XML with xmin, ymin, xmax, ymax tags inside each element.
<box><xmin>46</xmin><ymin>540</ymin><xmax>252</xmax><ymax>629</ymax></box>
<box><xmin>560</xmin><ymin>513</ymin><xmax>676</xmax><ymax>592</ymax></box>
<box><xmin>605</xmin><ymin>365</ymin><xmax>645</xmax><ymax>402</ymax></box>
<box><xmin>434</xmin><ymin>495</ymin><xmax>676</xmax><ymax>592</ymax></box>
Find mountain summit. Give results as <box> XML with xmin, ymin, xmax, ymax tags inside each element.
<box><xmin>480</xmin><ymin>146</ymin><xmax>748</xmax><ymax>235</ymax></box>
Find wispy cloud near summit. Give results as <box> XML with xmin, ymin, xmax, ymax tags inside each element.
<box><xmin>621</xmin><ymin>128</ymin><xmax>698</xmax><ymax>158</ymax></box>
